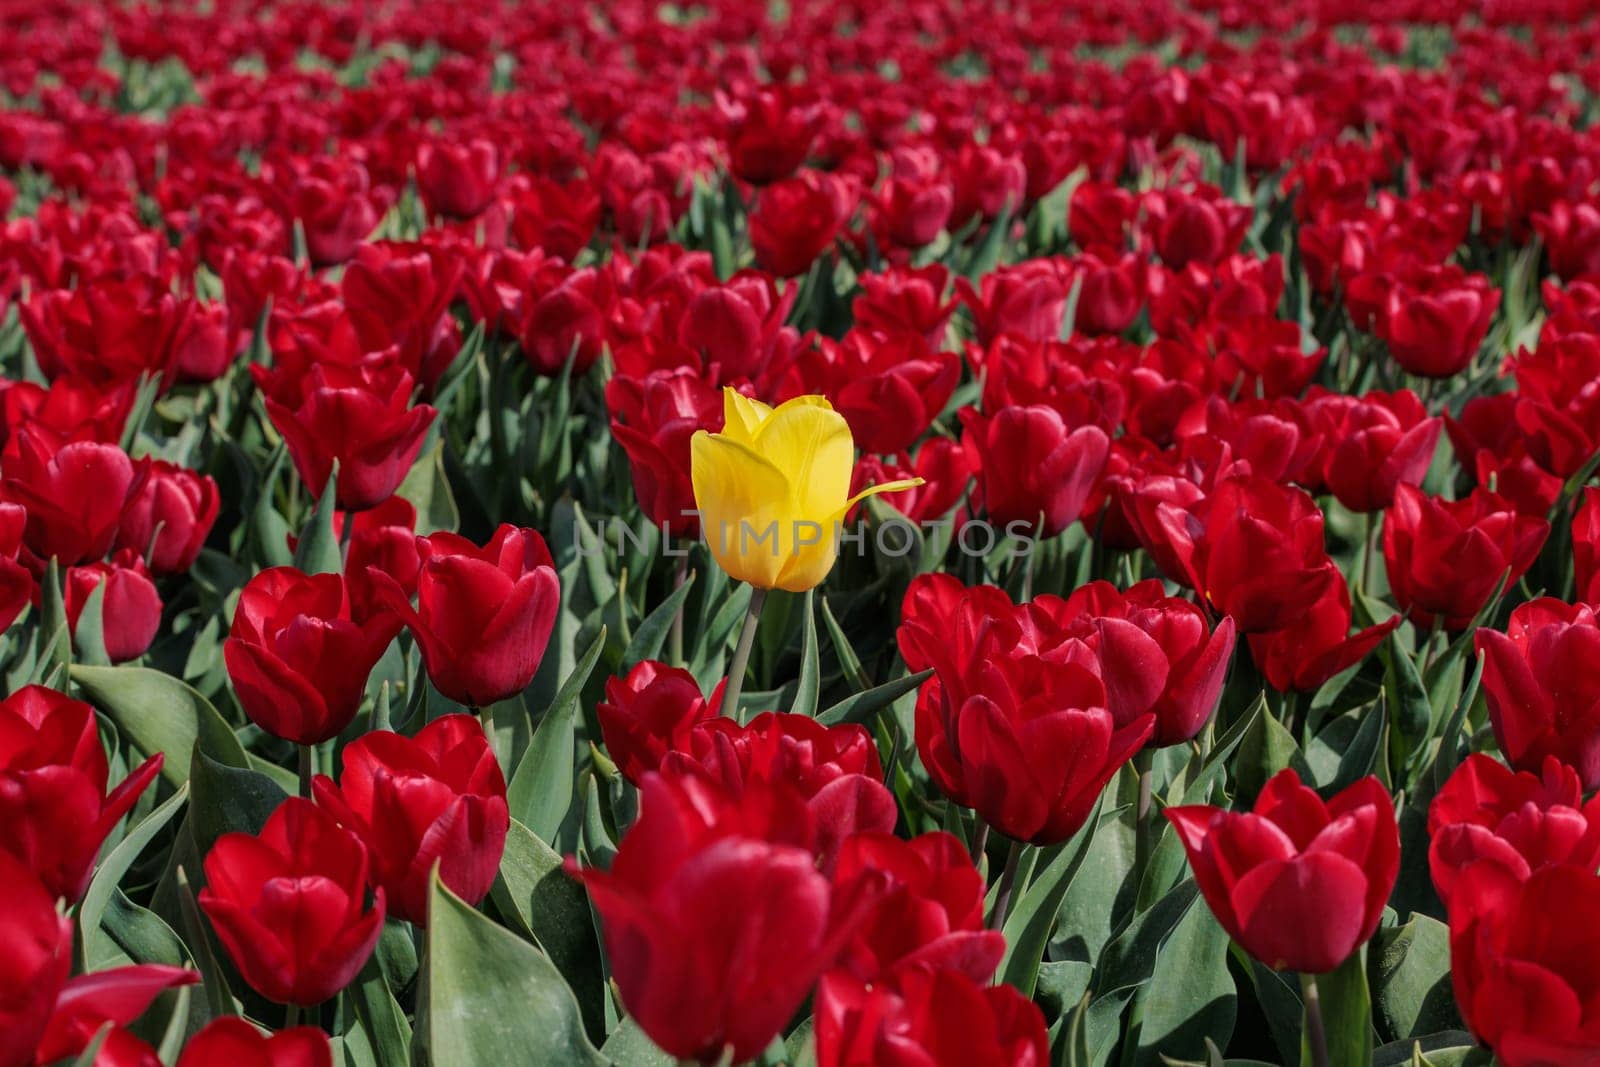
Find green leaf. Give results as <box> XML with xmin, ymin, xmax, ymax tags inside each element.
<box><xmin>250</xmin><ymin>442</ymin><xmax>294</xmax><ymax>568</ymax></box>
<box><xmin>1132</xmin><ymin>890</ymin><xmax>1236</xmax><ymax>1066</ymax></box>
<box><xmin>188</xmin><ymin>743</ymin><xmax>289</xmax><ymax>859</ymax></box>
<box><xmin>71</xmin><ymin>665</ymin><xmax>249</xmax><ymax>786</ymax></box>
<box><xmin>599</xmin><ymin>1018</ymin><xmax>673</xmax><ymax>1066</ymax></box>
<box><xmin>397</xmin><ymin>436</ymin><xmax>461</xmax><ymax>536</ymax></box>
<box><xmin>792</xmin><ymin>589</ymin><xmax>820</xmax><ymax>718</ymax></box>
<box><xmin>79</xmin><ymin>784</ymin><xmax>189</xmax><ymax>970</ymax></box>
<box><xmin>1372</xmin><ymin>915</ymin><xmax>1460</xmax><ymax>1041</ymax></box>
<box><xmin>1325</xmin><ymin>699</ymin><xmax>1388</xmax><ymax>794</ymax></box>
<box><xmin>1384</xmin><ymin>636</ymin><xmax>1431</xmax><ymax>774</ymax></box>
<box><xmin>350</xmin><ymin>955</ymin><xmax>413</xmax><ymax>1066</ymax></box>
<box><xmin>1236</xmin><ymin>692</ymin><xmax>1312</xmax><ymax>804</ymax></box>
<box><xmin>819</xmin><ymin>596</ymin><xmax>870</xmax><ymax>692</ymax></box>
<box><xmin>621</xmin><ymin>572</ymin><xmax>695</xmax><ymax>672</ymax></box>
<box><xmin>509</xmin><ymin>627</ymin><xmax>606</xmax><ymax>839</ymax></box>
<box><xmin>1000</xmin><ymin>794</ymin><xmax>1107</xmax><ymax>996</ymax></box>
<box><xmin>1303</xmin><ymin>951</ymin><xmax>1374</xmax><ymax>1067</ymax></box>
<box><xmin>36</xmin><ymin>557</ymin><xmax>70</xmax><ymax>682</ymax></box>
<box><xmin>72</xmin><ymin>579</ymin><xmax>111</xmax><ymax>666</ymax></box>
<box><xmin>419</xmin><ymin>871</ymin><xmax>609</xmax><ymax>1067</ymax></box>
<box><xmin>292</xmin><ymin>460</ymin><xmax>342</xmax><ymax>575</ymax></box>
<box><xmin>817</xmin><ymin>669</ymin><xmax>932</xmax><ymax>726</ymax></box>
<box><xmin>491</xmin><ymin>818</ymin><xmax>606</xmax><ymax>1042</ymax></box>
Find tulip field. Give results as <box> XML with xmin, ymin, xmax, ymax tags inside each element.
<box><xmin>10</xmin><ymin>0</ymin><xmax>1600</xmax><ymax>1064</ymax></box>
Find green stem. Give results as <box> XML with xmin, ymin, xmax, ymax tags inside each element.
<box><xmin>970</xmin><ymin>815</ymin><xmax>991</xmax><ymax>869</ymax></box>
<box><xmin>297</xmin><ymin>744</ymin><xmax>314</xmax><ymax>799</ymax></box>
<box><xmin>1133</xmin><ymin>747</ymin><xmax>1156</xmax><ymax>897</ymax></box>
<box><xmin>989</xmin><ymin>839</ymin><xmax>1025</xmax><ymax>931</ymax></box>
<box><xmin>285</xmin><ymin>1003</ymin><xmax>304</xmax><ymax>1029</ymax></box>
<box><xmin>1360</xmin><ymin>510</ymin><xmax>1377</xmax><ymax>599</ymax></box>
<box><xmin>717</xmin><ymin>587</ymin><xmax>768</xmax><ymax>722</ymax></box>
<box><xmin>669</xmin><ymin>550</ymin><xmax>688</xmax><ymax>667</ymax></box>
<box><xmin>1300</xmin><ymin>971</ymin><xmax>1331</xmax><ymax>1067</ymax></box>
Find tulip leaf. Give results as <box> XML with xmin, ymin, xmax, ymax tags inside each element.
<box><xmin>620</xmin><ymin>571</ymin><xmax>695</xmax><ymax>672</ymax></box>
<box><xmin>818</xmin><ymin>595</ymin><xmax>871</xmax><ymax>692</ymax></box>
<box><xmin>79</xmin><ymin>783</ymin><xmax>190</xmax><ymax>971</ymax></box>
<box><xmin>599</xmin><ymin>1018</ymin><xmax>674</xmax><ymax>1066</ymax></box>
<box><xmin>1235</xmin><ymin>692</ymin><xmax>1312</xmax><ymax>805</ymax></box>
<box><xmin>1321</xmin><ymin>699</ymin><xmax>1388</xmax><ymax>795</ymax></box>
<box><xmin>396</xmin><ymin>436</ymin><xmax>461</xmax><ymax>536</ymax></box>
<box><xmin>36</xmin><ymin>556</ymin><xmax>71</xmax><ymax>683</ymax></box>
<box><xmin>792</xmin><ymin>589</ymin><xmax>820</xmax><ymax>718</ymax></box>
<box><xmin>817</xmin><ymin>668</ymin><xmax>932</xmax><ymax>726</ymax></box>
<box><xmin>1130</xmin><ymin>889</ymin><xmax>1236</xmax><ymax>1066</ymax></box>
<box><xmin>1372</xmin><ymin>915</ymin><xmax>1460</xmax><ymax>1041</ymax></box>
<box><xmin>1383</xmin><ymin>635</ymin><xmax>1431</xmax><ymax>775</ymax></box>
<box><xmin>71</xmin><ymin>664</ymin><xmax>250</xmax><ymax>786</ymax></box>
<box><xmin>351</xmin><ymin>955</ymin><xmax>413</xmax><ymax>1066</ymax></box>
<box><xmin>100</xmin><ymin>890</ymin><xmax>189</xmax><ymax>969</ymax></box>
<box><xmin>1000</xmin><ymin>795</ymin><xmax>1108</xmax><ymax>996</ymax></box>
<box><xmin>72</xmin><ymin>578</ymin><xmax>112</xmax><ymax>666</ymax></box>
<box><xmin>1301</xmin><ymin>951</ymin><xmax>1375</xmax><ymax>1067</ymax></box>
<box><xmin>509</xmin><ymin>627</ymin><xmax>606</xmax><ymax>841</ymax></box>
<box><xmin>490</xmin><ymin>818</ymin><xmax>607</xmax><ymax>1042</ymax></box>
<box><xmin>293</xmin><ymin>459</ymin><xmax>342</xmax><ymax>575</ymax></box>
<box><xmin>1094</xmin><ymin>880</ymin><xmax>1200</xmax><ymax>998</ymax></box>
<box><xmin>420</xmin><ymin>872</ymin><xmax>609</xmax><ymax>1067</ymax></box>
<box><xmin>188</xmin><ymin>742</ymin><xmax>289</xmax><ymax>859</ymax></box>
<box><xmin>250</xmin><ymin>441</ymin><xmax>295</xmax><ymax>568</ymax></box>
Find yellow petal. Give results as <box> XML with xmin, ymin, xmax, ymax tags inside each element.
<box><xmin>750</xmin><ymin>399</ymin><xmax>854</xmax><ymax>523</ymax></box>
<box><xmin>838</xmin><ymin>477</ymin><xmax>925</xmax><ymax>517</ymax></box>
<box><xmin>690</xmin><ymin>430</ymin><xmax>788</xmax><ymax>589</ymax></box>
<box><xmin>720</xmin><ymin>388</ymin><xmax>774</xmax><ymax>446</ymax></box>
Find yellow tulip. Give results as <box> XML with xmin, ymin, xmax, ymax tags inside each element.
<box><xmin>690</xmin><ymin>389</ymin><xmax>921</xmax><ymax>592</ymax></box>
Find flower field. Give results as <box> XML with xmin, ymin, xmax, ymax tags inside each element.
<box><xmin>5</xmin><ymin>0</ymin><xmax>1600</xmax><ymax>1064</ymax></box>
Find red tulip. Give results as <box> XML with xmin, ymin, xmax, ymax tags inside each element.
<box><xmin>370</xmin><ymin>524</ymin><xmax>559</xmax><ymax>707</ymax></box>
<box><xmin>1145</xmin><ymin>184</ymin><xmax>1252</xmax><ymax>269</ymax></box>
<box><xmin>828</xmin><ymin>831</ymin><xmax>1005</xmax><ymax>986</ymax></box>
<box><xmin>1383</xmin><ymin>484</ymin><xmax>1548</xmax><ymax>632</ymax></box>
<box><xmin>1132</xmin><ymin>474</ymin><xmax>1336</xmax><ymax>634</ymax></box>
<box><xmin>898</xmin><ymin>573</ymin><xmax>1153</xmax><ymax>845</ymax></box>
<box><xmin>225</xmin><ymin>568</ymin><xmax>399</xmax><ymax>745</ymax></box>
<box><xmin>1302</xmin><ymin>389</ymin><xmax>1442</xmax><ymax>513</ymax></box>
<box><xmin>596</xmin><ymin>659</ymin><xmax>722</xmax><ymax>785</ymax></box>
<box><xmin>1477</xmin><ymin>598</ymin><xmax>1600</xmax><ymax>789</ymax></box>
<box><xmin>0</xmin><ymin>429</ymin><xmax>138</xmax><ymax>566</ymax></box>
<box><xmin>416</xmin><ymin>137</ymin><xmax>500</xmax><ymax>219</ymax></box>
<box><xmin>780</xmin><ymin>329</ymin><xmax>960</xmax><ymax>455</ymax></box>
<box><xmin>749</xmin><ymin>170</ymin><xmax>855</xmax><ymax>278</ymax></box>
<box><xmin>570</xmin><ymin>770</ymin><xmax>878</xmax><ymax>1064</ymax></box>
<box><xmin>0</xmin><ymin>685</ymin><xmax>162</xmax><ymax>901</ymax></box>
<box><xmin>852</xmin><ymin>265</ymin><xmax>955</xmax><ymax>349</ymax></box>
<box><xmin>959</xmin><ymin>404</ymin><xmax>1110</xmax><ymax>538</ymax></box>
<box><xmin>815</xmin><ymin>966</ymin><xmax>1049</xmax><ymax>1067</ymax></box>
<box><xmin>34</xmin><ymin>965</ymin><xmax>198</xmax><ymax>1066</ymax></box>
<box><xmin>1059</xmin><ymin>579</ymin><xmax>1237</xmax><ymax>746</ymax></box>
<box><xmin>1373</xmin><ymin>264</ymin><xmax>1498</xmax><ymax>379</ymax></box>
<box><xmin>258</xmin><ymin>363</ymin><xmax>437</xmax><ymax>512</ymax></box>
<box><xmin>507</xmin><ymin>176</ymin><xmax>601</xmax><ymax>262</ymax></box>
<box><xmin>113</xmin><ymin>458</ymin><xmax>219</xmax><ymax>574</ymax></box>
<box><xmin>0</xmin><ymin>853</ymin><xmax>71</xmax><ymax>1067</ymax></box>
<box><xmin>1448</xmin><ymin>862</ymin><xmax>1600</xmax><ymax>1064</ymax></box>
<box><xmin>849</xmin><ymin>438</ymin><xmax>972</xmax><ymax>526</ymax></box>
<box><xmin>605</xmin><ymin>368</ymin><xmax>723</xmax><ymax>537</ymax></box>
<box><xmin>65</xmin><ymin>549</ymin><xmax>162</xmax><ymax>663</ymax></box>
<box><xmin>1246</xmin><ymin>571</ymin><xmax>1399</xmax><ymax>693</ymax></box>
<box><xmin>1577</xmin><ymin>487</ymin><xmax>1600</xmax><ymax>602</ymax></box>
<box><xmin>282</xmin><ymin>157</ymin><xmax>384</xmax><ymax>268</ymax></box>
<box><xmin>955</xmin><ymin>258</ymin><xmax>1075</xmax><ymax>346</ymax></box>
<box><xmin>176</xmin><ymin>1017</ymin><xmax>332</xmax><ymax>1067</ymax></box>
<box><xmin>1167</xmin><ymin>770</ymin><xmax>1398</xmax><ymax>973</ymax></box>
<box><xmin>18</xmin><ymin>279</ymin><xmax>189</xmax><ymax>389</ymax></box>
<box><xmin>312</xmin><ymin>714</ymin><xmax>507</xmax><ymax>925</ymax></box>
<box><xmin>1429</xmin><ymin>753</ymin><xmax>1600</xmax><ymax>909</ymax></box>
<box><xmin>0</xmin><ymin>502</ymin><xmax>34</xmax><ymax>633</ymax></box>
<box><xmin>340</xmin><ymin>241</ymin><xmax>465</xmax><ymax>395</ymax></box>
<box><xmin>200</xmin><ymin>797</ymin><xmax>384</xmax><ymax>1005</ymax></box>
<box><xmin>721</xmin><ymin>88</ymin><xmax>823</xmax><ymax>186</ymax></box>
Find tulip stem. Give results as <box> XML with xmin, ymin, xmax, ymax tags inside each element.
<box><xmin>970</xmin><ymin>816</ymin><xmax>991</xmax><ymax>868</ymax></box>
<box><xmin>669</xmin><ymin>551</ymin><xmax>688</xmax><ymax>667</ymax></box>
<box><xmin>989</xmin><ymin>839</ymin><xmax>1025</xmax><ymax>931</ymax></box>
<box><xmin>1133</xmin><ymin>747</ymin><xmax>1155</xmax><ymax>898</ymax></box>
<box><xmin>718</xmin><ymin>587</ymin><xmax>767</xmax><ymax>722</ymax></box>
<box><xmin>297</xmin><ymin>744</ymin><xmax>314</xmax><ymax>799</ymax></box>
<box><xmin>339</xmin><ymin>508</ymin><xmax>355</xmax><ymax>561</ymax></box>
<box><xmin>1300</xmin><ymin>972</ymin><xmax>1331</xmax><ymax>1067</ymax></box>
<box><xmin>1360</xmin><ymin>510</ymin><xmax>1377</xmax><ymax>598</ymax></box>
<box><xmin>285</xmin><ymin>1004</ymin><xmax>303</xmax><ymax>1029</ymax></box>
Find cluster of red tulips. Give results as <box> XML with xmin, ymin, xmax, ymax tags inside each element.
<box><xmin>4</xmin><ymin>0</ymin><xmax>1600</xmax><ymax>1064</ymax></box>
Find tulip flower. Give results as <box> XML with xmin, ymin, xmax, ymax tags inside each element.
<box><xmin>569</xmin><ymin>770</ymin><xmax>879</xmax><ymax>1065</ymax></box>
<box><xmin>605</xmin><ymin>367</ymin><xmax>723</xmax><ymax>538</ymax></box>
<box><xmin>200</xmin><ymin>797</ymin><xmax>384</xmax><ymax>1006</ymax></box>
<box><xmin>225</xmin><ymin>568</ymin><xmax>400</xmax><ymax>746</ymax></box>
<box><xmin>1477</xmin><ymin>598</ymin><xmax>1600</xmax><ymax>789</ymax></box>
<box><xmin>1167</xmin><ymin>769</ymin><xmax>1398</xmax><ymax>974</ymax></box>
<box><xmin>959</xmin><ymin>404</ymin><xmax>1110</xmax><ymax>539</ymax></box>
<box><xmin>64</xmin><ymin>549</ymin><xmax>163</xmax><ymax>663</ymax></box>
<box><xmin>0</xmin><ymin>428</ymin><xmax>138</xmax><ymax>566</ymax></box>
<box><xmin>1429</xmin><ymin>753</ymin><xmax>1600</xmax><ymax>908</ymax></box>
<box><xmin>1383</xmin><ymin>484</ymin><xmax>1548</xmax><ymax>632</ymax></box>
<box><xmin>176</xmin><ymin>1017</ymin><xmax>333</xmax><ymax>1067</ymax></box>
<box><xmin>113</xmin><ymin>458</ymin><xmax>219</xmax><ymax>573</ymax></box>
<box><xmin>1449</xmin><ymin>862</ymin><xmax>1600</xmax><ymax>1064</ymax></box>
<box><xmin>368</xmin><ymin>524</ymin><xmax>560</xmax><ymax>708</ymax></box>
<box><xmin>749</xmin><ymin>170</ymin><xmax>856</xmax><ymax>278</ymax></box>
<box><xmin>1573</xmin><ymin>486</ymin><xmax>1600</xmax><ymax>603</ymax></box>
<box><xmin>35</xmin><ymin>964</ymin><xmax>199</xmax><ymax>1066</ymax></box>
<box><xmin>815</xmin><ymin>966</ymin><xmax>1050</xmax><ymax>1067</ymax></box>
<box><xmin>416</xmin><ymin>136</ymin><xmax>500</xmax><ymax>219</ymax></box>
<box><xmin>691</xmin><ymin>389</ymin><xmax>918</xmax><ymax>712</ymax></box>
<box><xmin>596</xmin><ymin>659</ymin><xmax>723</xmax><ymax>785</ymax></box>
<box><xmin>778</xmin><ymin>329</ymin><xmax>960</xmax><ymax>456</ymax></box>
<box><xmin>312</xmin><ymin>714</ymin><xmax>508</xmax><ymax>925</ymax></box>
<box><xmin>0</xmin><ymin>685</ymin><xmax>163</xmax><ymax>901</ymax></box>
<box><xmin>0</xmin><ymin>853</ymin><xmax>71</xmax><ymax>1067</ymax></box>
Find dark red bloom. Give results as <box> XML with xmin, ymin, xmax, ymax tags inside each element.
<box><xmin>34</xmin><ymin>964</ymin><xmax>198</xmax><ymax>1067</ymax></box>
<box><xmin>113</xmin><ymin>458</ymin><xmax>219</xmax><ymax>574</ymax></box>
<box><xmin>606</xmin><ymin>368</ymin><xmax>723</xmax><ymax>537</ymax></box>
<box><xmin>1478</xmin><ymin>599</ymin><xmax>1600</xmax><ymax>790</ymax></box>
<box><xmin>0</xmin><ymin>429</ymin><xmax>138</xmax><ymax>566</ymax></box>
<box><xmin>959</xmin><ymin>405</ymin><xmax>1109</xmax><ymax>539</ymax></box>
<box><xmin>65</xmin><ymin>549</ymin><xmax>162</xmax><ymax>663</ymax></box>
<box><xmin>225</xmin><ymin>568</ymin><xmax>399</xmax><ymax>745</ymax></box>
<box><xmin>596</xmin><ymin>659</ymin><xmax>722</xmax><ymax>786</ymax></box>
<box><xmin>780</xmin><ymin>329</ymin><xmax>960</xmax><ymax>455</ymax></box>
<box><xmin>370</xmin><ymin>525</ymin><xmax>559</xmax><ymax>707</ymax></box>
<box><xmin>176</xmin><ymin>1017</ymin><xmax>333</xmax><ymax>1067</ymax></box>
<box><xmin>416</xmin><ymin>136</ymin><xmax>500</xmax><ymax>219</ymax></box>
<box><xmin>312</xmin><ymin>714</ymin><xmax>508</xmax><ymax>925</ymax></box>
<box><xmin>0</xmin><ymin>853</ymin><xmax>71</xmax><ymax>1067</ymax></box>
<box><xmin>200</xmin><ymin>797</ymin><xmax>384</xmax><ymax>1006</ymax></box>
<box><xmin>1168</xmin><ymin>770</ymin><xmax>1398</xmax><ymax>974</ymax></box>
<box><xmin>0</xmin><ymin>685</ymin><xmax>162</xmax><ymax>901</ymax></box>
<box><xmin>749</xmin><ymin>170</ymin><xmax>855</xmax><ymax>278</ymax></box>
